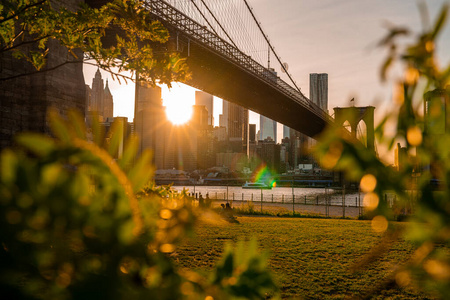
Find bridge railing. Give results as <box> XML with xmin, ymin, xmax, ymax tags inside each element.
<box><xmin>145</xmin><ymin>0</ymin><xmax>333</xmax><ymax>124</ymax></box>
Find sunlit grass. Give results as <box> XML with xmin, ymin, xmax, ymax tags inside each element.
<box><xmin>175</xmin><ymin>217</ymin><xmax>434</xmax><ymax>299</ymax></box>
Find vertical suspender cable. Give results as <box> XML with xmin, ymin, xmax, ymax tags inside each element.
<box><xmin>189</xmin><ymin>0</ymin><xmax>222</xmax><ymax>38</ymax></box>
<box><xmin>242</xmin><ymin>0</ymin><xmax>301</xmax><ymax>93</ymax></box>
<box><xmin>198</xmin><ymin>0</ymin><xmax>240</xmax><ymax>49</ymax></box>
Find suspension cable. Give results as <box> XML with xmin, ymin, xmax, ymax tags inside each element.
<box><xmin>189</xmin><ymin>0</ymin><xmax>222</xmax><ymax>39</ymax></box>
<box><xmin>198</xmin><ymin>0</ymin><xmax>240</xmax><ymax>49</ymax></box>
<box><xmin>241</xmin><ymin>0</ymin><xmax>301</xmax><ymax>93</ymax></box>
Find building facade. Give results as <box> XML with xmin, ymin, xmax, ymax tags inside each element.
<box><xmin>134</xmin><ymin>83</ymin><xmax>166</xmax><ymax>169</ymax></box>
<box><xmin>86</xmin><ymin>69</ymin><xmax>114</xmax><ymax>125</ymax></box>
<box><xmin>309</xmin><ymin>73</ymin><xmax>328</xmax><ymax>111</ymax></box>
<box><xmin>195</xmin><ymin>91</ymin><xmax>214</xmax><ymax>126</ymax></box>
<box><xmin>260</xmin><ymin>115</ymin><xmax>277</xmax><ymax>142</ymax></box>
<box><xmin>228</xmin><ymin>101</ymin><xmax>248</xmax><ymax>153</ymax></box>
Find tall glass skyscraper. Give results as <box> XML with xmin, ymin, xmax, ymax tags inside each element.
<box><xmin>259</xmin><ymin>115</ymin><xmax>277</xmax><ymax>141</ymax></box>
<box><xmin>283</xmin><ymin>125</ymin><xmax>290</xmax><ymax>139</ymax></box>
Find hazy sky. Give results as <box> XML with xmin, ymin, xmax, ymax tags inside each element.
<box><xmin>253</xmin><ymin>0</ymin><xmax>450</xmax><ymax>110</ymax></box>
<box><xmin>83</xmin><ymin>0</ymin><xmax>450</xmax><ymax>161</ymax></box>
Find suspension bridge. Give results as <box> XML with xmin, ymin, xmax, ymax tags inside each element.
<box><xmin>142</xmin><ymin>0</ymin><xmax>334</xmax><ymax>138</ymax></box>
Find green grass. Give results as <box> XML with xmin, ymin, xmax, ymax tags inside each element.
<box><xmin>174</xmin><ymin>216</ymin><xmax>434</xmax><ymax>299</ymax></box>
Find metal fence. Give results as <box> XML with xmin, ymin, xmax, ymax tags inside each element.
<box><xmin>189</xmin><ymin>188</ymin><xmax>415</xmax><ymax>219</ymax></box>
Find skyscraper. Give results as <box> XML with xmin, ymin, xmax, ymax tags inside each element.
<box><xmin>136</xmin><ymin>82</ymin><xmax>162</xmax><ymax>114</ymax></box>
<box><xmin>308</xmin><ymin>73</ymin><xmax>328</xmax><ymax>160</ymax></box>
<box><xmin>228</xmin><ymin>101</ymin><xmax>248</xmax><ymax>153</ymax></box>
<box><xmin>193</xmin><ymin>105</ymin><xmax>215</xmax><ymax>170</ymax></box>
<box><xmin>103</xmin><ymin>80</ymin><xmax>113</xmax><ymax>120</ymax></box>
<box><xmin>283</xmin><ymin>125</ymin><xmax>290</xmax><ymax>139</ymax></box>
<box><xmin>259</xmin><ymin>115</ymin><xmax>277</xmax><ymax>142</ymax></box>
<box><xmin>163</xmin><ymin>124</ymin><xmax>197</xmax><ymax>171</ymax></box>
<box><xmin>134</xmin><ymin>83</ymin><xmax>166</xmax><ymax>169</ymax></box>
<box><xmin>309</xmin><ymin>73</ymin><xmax>328</xmax><ymax>111</ymax></box>
<box><xmin>195</xmin><ymin>91</ymin><xmax>214</xmax><ymax>126</ymax></box>
<box><xmin>221</xmin><ymin>100</ymin><xmax>229</xmax><ymax>131</ymax></box>
<box><xmin>86</xmin><ymin>69</ymin><xmax>114</xmax><ymax>123</ymax></box>
<box><xmin>249</xmin><ymin>124</ymin><xmax>256</xmax><ymax>142</ymax></box>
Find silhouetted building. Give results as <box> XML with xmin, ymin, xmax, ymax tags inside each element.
<box><xmin>310</xmin><ymin>73</ymin><xmax>328</xmax><ymax>111</ymax></box>
<box><xmin>134</xmin><ymin>83</ymin><xmax>166</xmax><ymax>168</ymax></box>
<box><xmin>86</xmin><ymin>69</ymin><xmax>114</xmax><ymax>122</ymax></box>
<box><xmin>281</xmin><ymin>136</ymin><xmax>291</xmax><ymax>171</ymax></box>
<box><xmin>193</xmin><ymin>105</ymin><xmax>215</xmax><ymax>170</ymax></box>
<box><xmin>228</xmin><ymin>101</ymin><xmax>248</xmax><ymax>153</ymax></box>
<box><xmin>216</xmin><ymin>152</ymin><xmax>247</xmax><ymax>171</ymax></box>
<box><xmin>249</xmin><ymin>124</ymin><xmax>256</xmax><ymax>142</ymax></box>
<box><xmin>256</xmin><ymin>138</ymin><xmax>281</xmax><ymax>173</ymax></box>
<box><xmin>221</xmin><ymin>100</ymin><xmax>229</xmax><ymax>132</ymax></box>
<box><xmin>213</xmin><ymin>126</ymin><xmax>227</xmax><ymax>142</ymax></box>
<box><xmin>307</xmin><ymin>73</ymin><xmax>329</xmax><ymax>163</ymax></box>
<box><xmin>219</xmin><ymin>114</ymin><xmax>227</xmax><ymax>129</ymax></box>
<box><xmin>136</xmin><ymin>82</ymin><xmax>162</xmax><ymax>113</ymax></box>
<box><xmin>283</xmin><ymin>125</ymin><xmax>290</xmax><ymax>139</ymax></box>
<box><xmin>288</xmin><ymin>129</ymin><xmax>313</xmax><ymax>168</ymax></box>
<box><xmin>192</xmin><ymin>105</ymin><xmax>209</xmax><ymax>128</ymax></box>
<box><xmin>195</xmin><ymin>91</ymin><xmax>214</xmax><ymax>126</ymax></box>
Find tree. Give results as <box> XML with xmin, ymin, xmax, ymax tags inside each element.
<box><xmin>0</xmin><ymin>0</ymin><xmax>189</xmax><ymax>85</ymax></box>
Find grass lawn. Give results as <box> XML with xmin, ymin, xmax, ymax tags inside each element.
<box><xmin>174</xmin><ymin>216</ymin><xmax>434</xmax><ymax>299</ymax></box>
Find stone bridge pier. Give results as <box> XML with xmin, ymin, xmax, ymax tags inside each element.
<box><xmin>333</xmin><ymin>106</ymin><xmax>375</xmax><ymax>152</ymax></box>
<box><xmin>0</xmin><ymin>0</ymin><xmax>86</xmax><ymax>149</ymax></box>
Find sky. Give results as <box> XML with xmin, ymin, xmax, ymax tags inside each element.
<box><xmin>83</xmin><ymin>0</ymin><xmax>450</xmax><ymax>163</ymax></box>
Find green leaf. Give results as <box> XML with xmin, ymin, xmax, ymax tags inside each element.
<box><xmin>380</xmin><ymin>55</ymin><xmax>393</xmax><ymax>82</ymax></box>
<box><xmin>127</xmin><ymin>149</ymin><xmax>153</xmax><ymax>192</ymax></box>
<box><xmin>118</xmin><ymin>219</ymin><xmax>136</xmax><ymax>245</ymax></box>
<box><xmin>15</xmin><ymin>133</ymin><xmax>56</xmax><ymax>156</ymax></box>
<box><xmin>90</xmin><ymin>112</ymin><xmax>104</xmax><ymax>146</ymax></box>
<box><xmin>106</xmin><ymin>118</ymin><xmax>126</xmax><ymax>158</ymax></box>
<box><xmin>47</xmin><ymin>108</ymin><xmax>72</xmax><ymax>143</ymax></box>
<box><xmin>0</xmin><ymin>149</ymin><xmax>18</xmax><ymax>185</ymax></box>
<box><xmin>118</xmin><ymin>135</ymin><xmax>138</xmax><ymax>169</ymax></box>
<box><xmin>68</xmin><ymin>110</ymin><xmax>87</xmax><ymax>140</ymax></box>
<box><xmin>431</xmin><ymin>4</ymin><xmax>448</xmax><ymax>39</ymax></box>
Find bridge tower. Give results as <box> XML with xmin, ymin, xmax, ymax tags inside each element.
<box><xmin>333</xmin><ymin>106</ymin><xmax>375</xmax><ymax>152</ymax></box>
<box><xmin>0</xmin><ymin>0</ymin><xmax>85</xmax><ymax>149</ymax></box>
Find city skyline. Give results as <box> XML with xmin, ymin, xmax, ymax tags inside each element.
<box><xmin>83</xmin><ymin>0</ymin><xmax>450</xmax><ymax>162</ymax></box>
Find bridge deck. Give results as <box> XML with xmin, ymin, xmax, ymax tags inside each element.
<box><xmin>145</xmin><ymin>0</ymin><xmax>333</xmax><ymax>138</ymax></box>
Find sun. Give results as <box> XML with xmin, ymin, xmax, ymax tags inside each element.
<box><xmin>161</xmin><ymin>83</ymin><xmax>195</xmax><ymax>125</ymax></box>
<box><xmin>165</xmin><ymin>103</ymin><xmax>192</xmax><ymax>125</ymax></box>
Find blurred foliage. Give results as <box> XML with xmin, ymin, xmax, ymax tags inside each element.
<box><xmin>315</xmin><ymin>4</ymin><xmax>450</xmax><ymax>298</ymax></box>
<box><xmin>0</xmin><ymin>109</ymin><xmax>277</xmax><ymax>299</ymax></box>
<box><xmin>0</xmin><ymin>0</ymin><xmax>190</xmax><ymax>86</ymax></box>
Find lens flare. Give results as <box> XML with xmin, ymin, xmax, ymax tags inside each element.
<box><xmin>371</xmin><ymin>215</ymin><xmax>388</xmax><ymax>233</ymax></box>
<box><xmin>360</xmin><ymin>174</ymin><xmax>377</xmax><ymax>193</ymax></box>
<box><xmin>252</xmin><ymin>164</ymin><xmax>274</xmax><ymax>186</ymax></box>
<box><xmin>407</xmin><ymin>126</ymin><xmax>422</xmax><ymax>146</ymax></box>
<box><xmin>363</xmin><ymin>192</ymin><xmax>379</xmax><ymax>210</ymax></box>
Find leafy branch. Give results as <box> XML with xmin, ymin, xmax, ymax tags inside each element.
<box><xmin>0</xmin><ymin>0</ymin><xmax>190</xmax><ymax>86</ymax></box>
